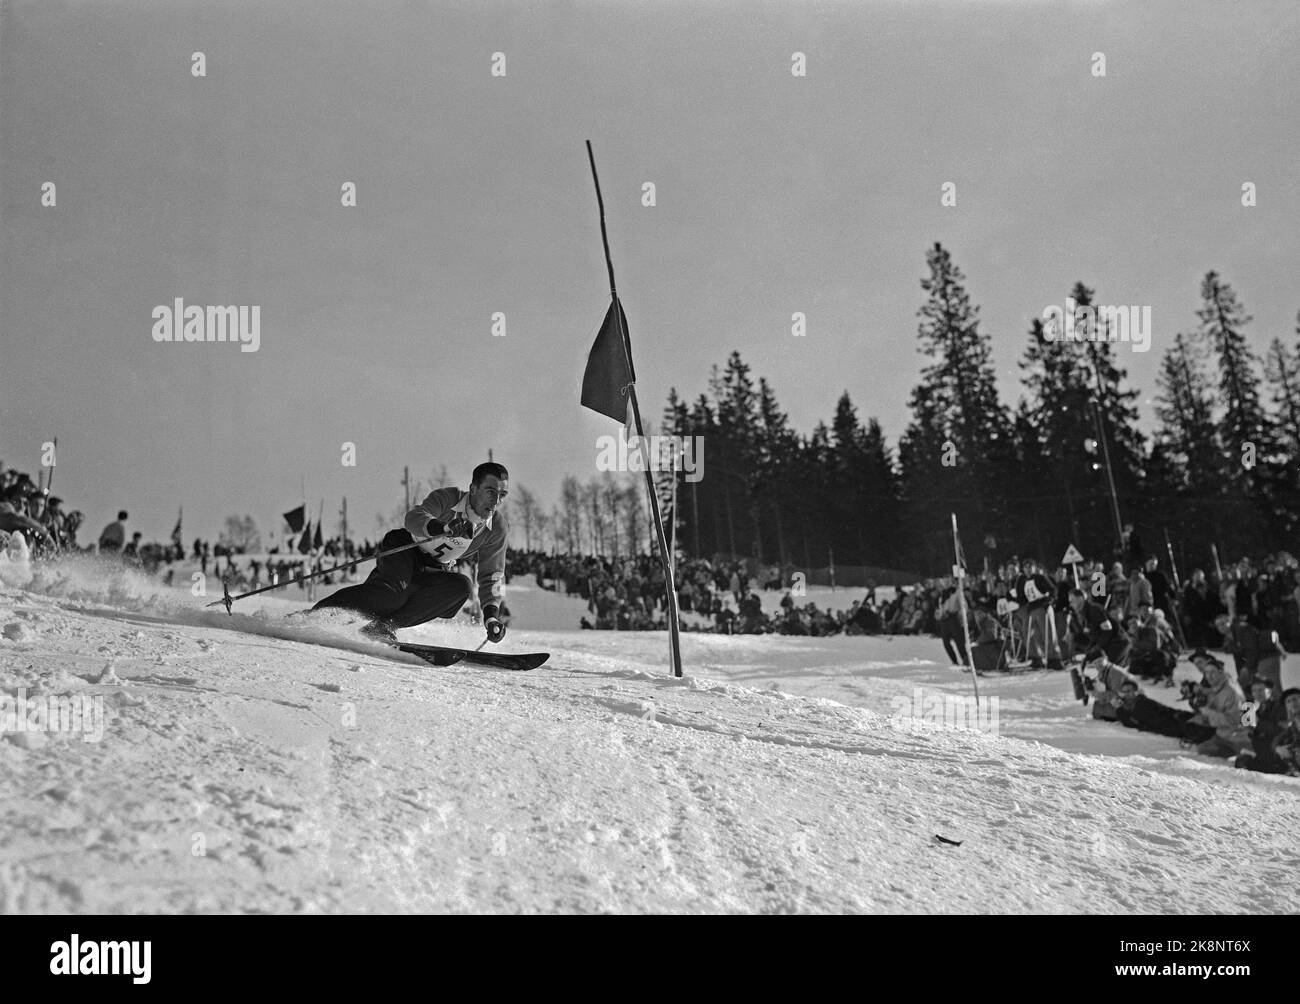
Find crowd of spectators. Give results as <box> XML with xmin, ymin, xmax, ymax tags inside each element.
<box><xmin>509</xmin><ymin>538</ymin><xmax>1297</xmax><ymax>773</ymax></box>
<box><xmin>2</xmin><ymin>461</ymin><xmax>381</xmax><ymax>592</ymax></box>
<box><xmin>507</xmin><ymin>550</ymin><xmax>894</xmax><ymax>634</ymax></box>
<box><xmin>7</xmin><ymin>466</ymin><xmax>1296</xmax><ymax>774</ymax></box>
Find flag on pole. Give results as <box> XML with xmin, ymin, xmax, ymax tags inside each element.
<box><xmin>298</xmin><ymin>521</ymin><xmax>313</xmax><ymax>554</ymax></box>
<box><xmin>580</xmin><ymin>298</ymin><xmax>635</xmax><ymax>425</ymax></box>
<box><xmin>580</xmin><ymin>140</ymin><xmax>683</xmax><ymax>678</ymax></box>
<box><xmin>313</xmin><ymin>521</ymin><xmax>323</xmax><ymax>550</ymax></box>
<box><xmin>283</xmin><ymin>505</ymin><xmax>306</xmax><ymax>534</ymax></box>
<box><xmin>171</xmin><ymin>507</ymin><xmax>183</xmax><ymax>546</ymax></box>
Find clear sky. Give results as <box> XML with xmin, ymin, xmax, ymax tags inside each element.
<box><xmin>2</xmin><ymin>0</ymin><xmax>1298</xmax><ymax>545</ymax></box>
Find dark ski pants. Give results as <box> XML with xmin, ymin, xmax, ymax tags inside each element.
<box><xmin>311</xmin><ymin>528</ymin><xmax>471</xmax><ymax>628</ymax></box>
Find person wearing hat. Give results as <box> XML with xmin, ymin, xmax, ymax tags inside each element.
<box><xmin>1185</xmin><ymin>655</ymin><xmax>1251</xmax><ymax>758</ymax></box>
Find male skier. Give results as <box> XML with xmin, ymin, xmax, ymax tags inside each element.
<box><xmin>312</xmin><ymin>461</ymin><xmax>510</xmax><ymax>645</ymax></box>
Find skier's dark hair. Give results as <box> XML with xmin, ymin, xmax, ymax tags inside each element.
<box><xmin>472</xmin><ymin>461</ymin><xmax>509</xmax><ymax>486</ymax></box>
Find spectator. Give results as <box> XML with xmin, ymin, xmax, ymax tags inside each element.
<box><xmin>1235</xmin><ymin>679</ymin><xmax>1289</xmax><ymax>773</ymax></box>
<box><xmin>1125</xmin><ymin>565</ymin><xmax>1153</xmax><ymax>620</ymax></box>
<box><xmin>122</xmin><ymin>531</ymin><xmax>144</xmax><ymax>561</ymax></box>
<box><xmin>1181</xmin><ymin>569</ymin><xmax>1220</xmax><ymax>648</ymax></box>
<box><xmin>1183</xmin><ymin>656</ymin><xmax>1250</xmax><ymax>759</ymax></box>
<box><xmin>1269</xmin><ymin>689</ymin><xmax>1300</xmax><ymax>777</ymax></box>
<box><xmin>1216</xmin><ymin>613</ymin><xmax>1286</xmax><ymax>691</ymax></box>
<box><xmin>1110</xmin><ymin>673</ymin><xmax>1213</xmax><ymax>743</ymax></box>
<box><xmin>99</xmin><ymin>510</ymin><xmax>129</xmax><ymax>554</ymax></box>
<box><xmin>1068</xmin><ymin>588</ymin><xmax>1130</xmax><ymax>666</ymax></box>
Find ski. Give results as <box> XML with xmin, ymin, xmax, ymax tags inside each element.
<box><xmin>391</xmin><ymin>641</ymin><xmax>549</xmax><ymax>671</ymax></box>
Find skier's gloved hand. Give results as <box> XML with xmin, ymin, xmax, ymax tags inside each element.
<box><xmin>444</xmin><ymin>516</ymin><xmax>474</xmax><ymax>539</ymax></box>
<box><xmin>423</xmin><ymin>519</ymin><xmax>446</xmax><ymax>538</ymax></box>
<box><xmin>484</xmin><ymin>606</ymin><xmax>506</xmax><ymax>644</ymax></box>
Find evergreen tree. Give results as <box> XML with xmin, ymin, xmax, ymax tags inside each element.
<box><xmin>1264</xmin><ymin>326</ymin><xmax>1300</xmax><ymax>458</ymax></box>
<box><xmin>756</xmin><ymin>377</ymin><xmax>800</xmax><ymax>569</ymax></box>
<box><xmin>1197</xmin><ymin>271</ymin><xmax>1283</xmax><ymax>541</ymax></box>
<box><xmin>899</xmin><ymin>243</ymin><xmax>1013</xmax><ymax>569</ymax></box>
<box><xmin>1153</xmin><ymin>330</ymin><xmax>1221</xmax><ymax>491</ymax></box>
<box><xmin>1018</xmin><ymin>313</ymin><xmax>1105</xmax><ymax>556</ymax></box>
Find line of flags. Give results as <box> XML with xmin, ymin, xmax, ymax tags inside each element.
<box><xmin>281</xmin><ymin>504</ymin><xmax>325</xmax><ymax>554</ymax></box>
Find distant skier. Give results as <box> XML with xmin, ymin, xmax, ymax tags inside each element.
<box><xmin>311</xmin><ymin>462</ymin><xmax>510</xmax><ymax>645</ymax></box>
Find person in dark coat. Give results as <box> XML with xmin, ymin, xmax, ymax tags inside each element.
<box><xmin>1114</xmin><ymin>677</ymin><xmax>1214</xmax><ymax>742</ymax></box>
<box><xmin>1068</xmin><ymin>588</ymin><xmax>1130</xmax><ymax>665</ymax></box>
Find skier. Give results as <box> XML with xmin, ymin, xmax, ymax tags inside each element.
<box><xmin>311</xmin><ymin>462</ymin><xmax>510</xmax><ymax>645</ymax></box>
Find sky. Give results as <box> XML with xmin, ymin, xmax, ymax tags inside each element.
<box><xmin>2</xmin><ymin>0</ymin><xmax>1298</xmax><ymax>546</ymax></box>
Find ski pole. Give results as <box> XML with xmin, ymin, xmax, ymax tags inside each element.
<box><xmin>205</xmin><ymin>534</ymin><xmax>437</xmax><ymax>614</ymax></box>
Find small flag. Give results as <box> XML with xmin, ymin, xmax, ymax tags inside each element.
<box><xmin>298</xmin><ymin>521</ymin><xmax>313</xmax><ymax>554</ymax></box>
<box><xmin>580</xmin><ymin>297</ymin><xmax>635</xmax><ymax>424</ymax></box>
<box><xmin>313</xmin><ymin>521</ymin><xmax>323</xmax><ymax>550</ymax></box>
<box><xmin>171</xmin><ymin>507</ymin><xmax>183</xmax><ymax>545</ymax></box>
<box><xmin>283</xmin><ymin>505</ymin><xmax>306</xmax><ymax>533</ymax></box>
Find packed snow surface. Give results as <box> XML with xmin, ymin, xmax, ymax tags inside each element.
<box><xmin>1</xmin><ymin>560</ymin><xmax>1296</xmax><ymax>913</ymax></box>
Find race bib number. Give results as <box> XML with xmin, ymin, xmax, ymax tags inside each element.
<box><xmin>1024</xmin><ymin>580</ymin><xmax>1046</xmax><ymax>603</ymax></box>
<box><xmin>420</xmin><ymin>531</ymin><xmax>474</xmax><ymax>564</ymax></box>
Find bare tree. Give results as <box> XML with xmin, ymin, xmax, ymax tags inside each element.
<box><xmin>513</xmin><ymin>484</ymin><xmax>539</xmax><ymax>551</ymax></box>
<box><xmin>219</xmin><ymin>514</ymin><xmax>262</xmax><ymax>553</ymax></box>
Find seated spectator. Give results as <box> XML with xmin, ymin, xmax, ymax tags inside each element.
<box><xmin>1235</xmin><ymin>679</ymin><xmax>1289</xmax><ymax>772</ymax></box>
<box><xmin>0</xmin><ymin>488</ymin><xmax>55</xmax><ymax>548</ymax></box>
<box><xmin>1183</xmin><ymin>655</ymin><xmax>1251</xmax><ymax>759</ymax></box>
<box><xmin>970</xmin><ymin>607</ymin><xmax>1009</xmax><ymax>674</ymax></box>
<box><xmin>1262</xmin><ymin>688</ymin><xmax>1300</xmax><ymax>777</ymax></box>
<box><xmin>1128</xmin><ymin>606</ymin><xmax>1178</xmax><ymax>683</ymax></box>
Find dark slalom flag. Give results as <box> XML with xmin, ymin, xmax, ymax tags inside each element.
<box><xmin>298</xmin><ymin>521</ymin><xmax>313</xmax><ymax>554</ymax></box>
<box><xmin>171</xmin><ymin>507</ymin><xmax>183</xmax><ymax>546</ymax></box>
<box><xmin>283</xmin><ymin>505</ymin><xmax>306</xmax><ymax>534</ymax></box>
<box><xmin>313</xmin><ymin>521</ymin><xmax>323</xmax><ymax>550</ymax></box>
<box><xmin>579</xmin><ymin>140</ymin><xmax>682</xmax><ymax>679</ymax></box>
<box><xmin>580</xmin><ymin>297</ymin><xmax>635</xmax><ymax>425</ymax></box>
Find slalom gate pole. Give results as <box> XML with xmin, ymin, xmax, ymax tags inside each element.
<box><xmin>1163</xmin><ymin>529</ymin><xmax>1189</xmax><ymax>650</ymax></box>
<box><xmin>587</xmin><ymin>139</ymin><xmax>683</xmax><ymax>678</ymax></box>
<box><xmin>205</xmin><ymin>534</ymin><xmax>436</xmax><ymax>614</ymax></box>
<box><xmin>952</xmin><ymin>514</ymin><xmax>980</xmax><ymax>708</ymax></box>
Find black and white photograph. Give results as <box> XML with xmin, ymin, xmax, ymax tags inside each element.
<box><xmin>1</xmin><ymin>0</ymin><xmax>1296</xmax><ymax>952</ymax></box>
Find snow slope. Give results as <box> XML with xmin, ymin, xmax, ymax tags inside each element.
<box><xmin>1</xmin><ymin>559</ymin><xmax>1297</xmax><ymax>914</ymax></box>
